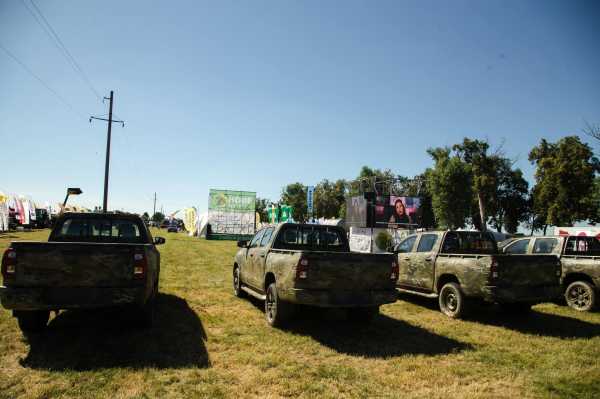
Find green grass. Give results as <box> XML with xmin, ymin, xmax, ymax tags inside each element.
<box><xmin>1</xmin><ymin>229</ymin><xmax>600</xmax><ymax>398</ymax></box>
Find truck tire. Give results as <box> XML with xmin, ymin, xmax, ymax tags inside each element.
<box><xmin>439</xmin><ymin>282</ymin><xmax>468</xmax><ymax>319</ymax></box>
<box><xmin>16</xmin><ymin>310</ymin><xmax>50</xmax><ymax>333</ymax></box>
<box><xmin>565</xmin><ymin>281</ymin><xmax>596</xmax><ymax>312</ymax></box>
<box><xmin>233</xmin><ymin>266</ymin><xmax>246</xmax><ymax>298</ymax></box>
<box><xmin>265</xmin><ymin>282</ymin><xmax>293</xmax><ymax>328</ymax></box>
<box><xmin>347</xmin><ymin>306</ymin><xmax>379</xmax><ymax>323</ymax></box>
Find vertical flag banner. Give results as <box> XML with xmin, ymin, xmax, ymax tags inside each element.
<box><xmin>307</xmin><ymin>186</ymin><xmax>315</xmax><ymax>217</ymax></box>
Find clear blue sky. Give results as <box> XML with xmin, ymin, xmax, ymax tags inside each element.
<box><xmin>1</xmin><ymin>0</ymin><xmax>599</xmax><ymax>215</ymax></box>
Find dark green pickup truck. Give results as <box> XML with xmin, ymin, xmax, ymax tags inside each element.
<box><xmin>233</xmin><ymin>223</ymin><xmax>399</xmax><ymax>327</ymax></box>
<box><xmin>395</xmin><ymin>230</ymin><xmax>562</xmax><ymax>318</ymax></box>
<box><xmin>0</xmin><ymin>212</ymin><xmax>165</xmax><ymax>333</ymax></box>
<box><xmin>501</xmin><ymin>235</ymin><xmax>600</xmax><ymax>311</ymax></box>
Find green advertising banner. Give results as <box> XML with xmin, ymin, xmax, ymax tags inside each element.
<box><xmin>207</xmin><ymin>190</ymin><xmax>257</xmax><ymax>240</ymax></box>
<box><xmin>209</xmin><ymin>190</ymin><xmax>256</xmax><ymax>212</ymax></box>
<box><xmin>267</xmin><ymin>204</ymin><xmax>294</xmax><ymax>223</ymax></box>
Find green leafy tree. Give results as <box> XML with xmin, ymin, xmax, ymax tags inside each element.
<box><xmin>281</xmin><ymin>183</ymin><xmax>308</xmax><ymax>222</ymax></box>
<box><xmin>490</xmin><ymin>159</ymin><xmax>530</xmax><ymax>234</ymax></box>
<box><xmin>453</xmin><ymin>138</ymin><xmax>498</xmax><ymax>231</ymax></box>
<box><xmin>349</xmin><ymin>166</ymin><xmax>396</xmax><ymax>196</ymax></box>
<box><xmin>592</xmin><ymin>177</ymin><xmax>600</xmax><ymax>224</ymax></box>
<box><xmin>314</xmin><ymin>179</ymin><xmax>347</xmax><ymax>219</ymax></box>
<box><xmin>425</xmin><ymin>147</ymin><xmax>472</xmax><ymax>229</ymax></box>
<box><xmin>375</xmin><ymin>231</ymin><xmax>393</xmax><ymax>252</ymax></box>
<box><xmin>151</xmin><ymin>212</ymin><xmax>165</xmax><ymax>223</ymax></box>
<box><xmin>529</xmin><ymin>136</ymin><xmax>600</xmax><ymax>233</ymax></box>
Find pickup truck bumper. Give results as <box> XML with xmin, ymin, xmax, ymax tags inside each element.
<box><xmin>481</xmin><ymin>285</ymin><xmax>562</xmax><ymax>304</ymax></box>
<box><xmin>0</xmin><ymin>286</ymin><xmax>146</xmax><ymax>311</ymax></box>
<box><xmin>279</xmin><ymin>288</ymin><xmax>397</xmax><ymax>307</ymax></box>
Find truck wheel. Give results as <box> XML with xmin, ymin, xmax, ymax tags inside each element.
<box><xmin>347</xmin><ymin>306</ymin><xmax>379</xmax><ymax>323</ymax></box>
<box><xmin>265</xmin><ymin>283</ymin><xmax>293</xmax><ymax>328</ymax></box>
<box><xmin>565</xmin><ymin>281</ymin><xmax>596</xmax><ymax>312</ymax></box>
<box><xmin>439</xmin><ymin>282</ymin><xmax>468</xmax><ymax>319</ymax></box>
<box><xmin>17</xmin><ymin>310</ymin><xmax>50</xmax><ymax>333</ymax></box>
<box><xmin>233</xmin><ymin>266</ymin><xmax>246</xmax><ymax>298</ymax></box>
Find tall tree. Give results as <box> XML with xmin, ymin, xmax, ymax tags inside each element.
<box><xmin>593</xmin><ymin>176</ymin><xmax>600</xmax><ymax>224</ymax></box>
<box><xmin>349</xmin><ymin>166</ymin><xmax>396</xmax><ymax>196</ymax></box>
<box><xmin>281</xmin><ymin>183</ymin><xmax>307</xmax><ymax>222</ymax></box>
<box><xmin>490</xmin><ymin>158</ymin><xmax>530</xmax><ymax>234</ymax></box>
<box><xmin>426</xmin><ymin>147</ymin><xmax>472</xmax><ymax>229</ymax></box>
<box><xmin>583</xmin><ymin>121</ymin><xmax>600</xmax><ymax>144</ymax></box>
<box><xmin>453</xmin><ymin>138</ymin><xmax>497</xmax><ymax>231</ymax></box>
<box><xmin>529</xmin><ymin>136</ymin><xmax>600</xmax><ymax>233</ymax></box>
<box><xmin>314</xmin><ymin>179</ymin><xmax>347</xmax><ymax>219</ymax></box>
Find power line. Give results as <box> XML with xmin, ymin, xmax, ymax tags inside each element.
<box><xmin>0</xmin><ymin>42</ymin><xmax>85</xmax><ymax>119</ymax></box>
<box><xmin>21</xmin><ymin>0</ymin><xmax>102</xmax><ymax>101</ymax></box>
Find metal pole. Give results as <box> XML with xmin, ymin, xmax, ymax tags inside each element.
<box><xmin>102</xmin><ymin>90</ymin><xmax>114</xmax><ymax>212</ymax></box>
<box><xmin>153</xmin><ymin>192</ymin><xmax>157</xmax><ymax>217</ymax></box>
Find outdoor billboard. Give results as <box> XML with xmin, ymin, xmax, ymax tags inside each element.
<box><xmin>375</xmin><ymin>195</ymin><xmax>421</xmax><ymax>228</ymax></box>
<box><xmin>345</xmin><ymin>194</ymin><xmax>421</xmax><ymax>229</ymax></box>
<box><xmin>208</xmin><ymin>190</ymin><xmax>256</xmax><ymax>239</ymax></box>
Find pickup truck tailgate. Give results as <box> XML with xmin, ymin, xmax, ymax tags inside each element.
<box><xmin>11</xmin><ymin>242</ymin><xmax>140</xmax><ymax>287</ymax></box>
<box><xmin>495</xmin><ymin>254</ymin><xmax>560</xmax><ymax>286</ymax></box>
<box><xmin>300</xmin><ymin>251</ymin><xmax>395</xmax><ymax>290</ymax></box>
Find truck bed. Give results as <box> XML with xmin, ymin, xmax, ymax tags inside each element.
<box><xmin>7</xmin><ymin>241</ymin><xmax>149</xmax><ymax>288</ymax></box>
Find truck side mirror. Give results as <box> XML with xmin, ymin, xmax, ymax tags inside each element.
<box><xmin>237</xmin><ymin>240</ymin><xmax>248</xmax><ymax>248</ymax></box>
<box><xmin>154</xmin><ymin>237</ymin><xmax>166</xmax><ymax>245</ymax></box>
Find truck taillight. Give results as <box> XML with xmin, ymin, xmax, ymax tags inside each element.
<box><xmin>490</xmin><ymin>258</ymin><xmax>499</xmax><ymax>280</ymax></box>
<box><xmin>1</xmin><ymin>248</ymin><xmax>17</xmax><ymax>278</ymax></box>
<box><xmin>391</xmin><ymin>260</ymin><xmax>399</xmax><ymax>281</ymax></box>
<box><xmin>133</xmin><ymin>252</ymin><xmax>147</xmax><ymax>279</ymax></box>
<box><xmin>296</xmin><ymin>257</ymin><xmax>309</xmax><ymax>279</ymax></box>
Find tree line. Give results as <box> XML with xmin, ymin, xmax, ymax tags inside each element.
<box><xmin>257</xmin><ymin>135</ymin><xmax>599</xmax><ymax>234</ymax></box>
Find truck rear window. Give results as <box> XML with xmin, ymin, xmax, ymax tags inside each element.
<box><xmin>441</xmin><ymin>232</ymin><xmax>497</xmax><ymax>254</ymax></box>
<box><xmin>51</xmin><ymin>217</ymin><xmax>146</xmax><ymax>243</ymax></box>
<box><xmin>565</xmin><ymin>237</ymin><xmax>600</xmax><ymax>256</ymax></box>
<box><xmin>274</xmin><ymin>225</ymin><xmax>348</xmax><ymax>251</ymax></box>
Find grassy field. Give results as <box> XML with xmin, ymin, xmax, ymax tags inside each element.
<box><xmin>1</xmin><ymin>229</ymin><xmax>599</xmax><ymax>399</ymax></box>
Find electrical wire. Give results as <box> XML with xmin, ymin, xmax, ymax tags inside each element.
<box><xmin>0</xmin><ymin>42</ymin><xmax>86</xmax><ymax>120</ymax></box>
<box><xmin>21</xmin><ymin>0</ymin><xmax>102</xmax><ymax>101</ymax></box>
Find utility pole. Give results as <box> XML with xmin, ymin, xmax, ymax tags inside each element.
<box><xmin>90</xmin><ymin>90</ymin><xmax>125</xmax><ymax>213</ymax></box>
<box><xmin>153</xmin><ymin>192</ymin><xmax>157</xmax><ymax>217</ymax></box>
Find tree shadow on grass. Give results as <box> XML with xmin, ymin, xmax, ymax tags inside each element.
<box><xmin>20</xmin><ymin>293</ymin><xmax>210</xmax><ymax>371</ymax></box>
<box><xmin>282</xmin><ymin>306</ymin><xmax>472</xmax><ymax>358</ymax></box>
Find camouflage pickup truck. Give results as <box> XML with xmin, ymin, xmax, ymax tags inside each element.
<box><xmin>500</xmin><ymin>235</ymin><xmax>600</xmax><ymax>311</ymax></box>
<box><xmin>233</xmin><ymin>223</ymin><xmax>398</xmax><ymax>327</ymax></box>
<box><xmin>395</xmin><ymin>230</ymin><xmax>562</xmax><ymax>318</ymax></box>
<box><xmin>0</xmin><ymin>212</ymin><xmax>165</xmax><ymax>333</ymax></box>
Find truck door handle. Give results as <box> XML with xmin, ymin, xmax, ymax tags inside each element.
<box><xmin>425</xmin><ymin>257</ymin><xmax>432</xmax><ymax>262</ymax></box>
<box><xmin>250</xmin><ymin>254</ymin><xmax>254</xmax><ymax>257</ymax></box>
<box><xmin>402</xmin><ymin>257</ymin><xmax>410</xmax><ymax>261</ymax></box>
<box><xmin>260</xmin><ymin>254</ymin><xmax>265</xmax><ymax>258</ymax></box>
